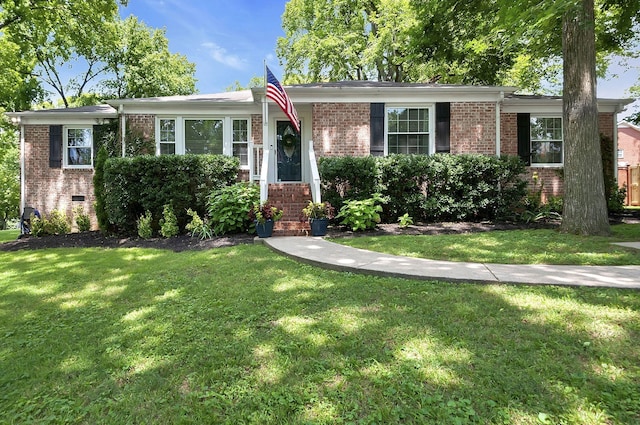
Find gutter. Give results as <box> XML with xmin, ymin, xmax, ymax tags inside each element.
<box><xmin>119</xmin><ymin>105</ymin><xmax>126</xmax><ymax>157</ymax></box>
<box><xmin>19</xmin><ymin>122</ymin><xmax>25</xmax><ymax>216</ymax></box>
<box><xmin>496</xmin><ymin>91</ymin><xmax>504</xmax><ymax>157</ymax></box>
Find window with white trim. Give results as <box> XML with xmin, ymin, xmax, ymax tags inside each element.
<box><xmin>618</xmin><ymin>149</ymin><xmax>624</xmax><ymax>159</ymax></box>
<box><xmin>156</xmin><ymin>117</ymin><xmax>250</xmax><ymax>168</ymax></box>
<box><xmin>530</xmin><ymin>117</ymin><xmax>563</xmax><ymax>165</ymax></box>
<box><xmin>386</xmin><ymin>107</ymin><xmax>431</xmax><ymax>154</ymax></box>
<box><xmin>232</xmin><ymin>119</ymin><xmax>249</xmax><ymax>166</ymax></box>
<box><xmin>64</xmin><ymin>127</ymin><xmax>93</xmax><ymax>168</ymax></box>
<box><xmin>185</xmin><ymin>119</ymin><xmax>223</xmax><ymax>155</ymax></box>
<box><xmin>159</xmin><ymin>119</ymin><xmax>176</xmax><ymax>155</ymax></box>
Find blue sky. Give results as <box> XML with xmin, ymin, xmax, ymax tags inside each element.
<box><xmin>119</xmin><ymin>0</ymin><xmax>638</xmax><ymax>117</ymax></box>
<box><xmin>119</xmin><ymin>0</ymin><xmax>289</xmax><ymax>93</ymax></box>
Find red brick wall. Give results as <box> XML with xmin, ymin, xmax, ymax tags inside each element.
<box><xmin>23</xmin><ymin>125</ymin><xmax>96</xmax><ymax>230</ymax></box>
<box><xmin>126</xmin><ymin>114</ymin><xmax>155</xmax><ymax>140</ymax></box>
<box><xmin>312</xmin><ymin>103</ymin><xmax>370</xmax><ymax>157</ymax></box>
<box><xmin>500</xmin><ymin>112</ymin><xmax>616</xmax><ymax>198</ymax></box>
<box><xmin>450</xmin><ymin>102</ymin><xmax>497</xmax><ymax>154</ymax></box>
<box><xmin>500</xmin><ymin>113</ymin><xmax>518</xmax><ymax>156</ymax></box>
<box><xmin>598</xmin><ymin>112</ymin><xmax>614</xmax><ymax>140</ymax></box>
<box><xmin>251</xmin><ymin>114</ymin><xmax>263</xmax><ymax>147</ymax></box>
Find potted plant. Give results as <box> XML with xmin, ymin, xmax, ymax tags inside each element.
<box><xmin>302</xmin><ymin>200</ymin><xmax>335</xmax><ymax>236</ymax></box>
<box><xmin>249</xmin><ymin>201</ymin><xmax>283</xmax><ymax>238</ymax></box>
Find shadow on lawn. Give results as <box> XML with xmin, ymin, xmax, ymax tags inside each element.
<box><xmin>0</xmin><ymin>246</ymin><xmax>639</xmax><ymax>424</ymax></box>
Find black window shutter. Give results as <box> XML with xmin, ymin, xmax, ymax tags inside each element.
<box><xmin>435</xmin><ymin>102</ymin><xmax>451</xmax><ymax>153</ymax></box>
<box><xmin>517</xmin><ymin>113</ymin><xmax>531</xmax><ymax>166</ymax></box>
<box><xmin>49</xmin><ymin>125</ymin><xmax>63</xmax><ymax>168</ymax></box>
<box><xmin>370</xmin><ymin>103</ymin><xmax>385</xmax><ymax>156</ymax></box>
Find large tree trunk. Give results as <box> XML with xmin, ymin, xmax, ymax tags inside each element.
<box><xmin>560</xmin><ymin>0</ymin><xmax>610</xmax><ymax>236</ymax></box>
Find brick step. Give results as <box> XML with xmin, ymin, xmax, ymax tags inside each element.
<box><xmin>273</xmin><ymin>220</ymin><xmax>311</xmax><ymax>237</ymax></box>
<box><xmin>267</xmin><ymin>183</ymin><xmax>313</xmax><ymax>227</ymax></box>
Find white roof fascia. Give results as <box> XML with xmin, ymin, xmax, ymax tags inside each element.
<box><xmin>6</xmin><ymin>110</ymin><xmax>117</xmax><ymax>126</ymax></box>
<box><xmin>279</xmin><ymin>86</ymin><xmax>518</xmax><ymax>104</ymax></box>
<box><xmin>502</xmin><ymin>97</ymin><xmax>634</xmax><ymax>114</ymax></box>
<box><xmin>117</xmin><ymin>103</ymin><xmax>262</xmax><ymax>116</ymax></box>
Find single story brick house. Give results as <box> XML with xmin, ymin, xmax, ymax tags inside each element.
<box><xmin>7</xmin><ymin>81</ymin><xmax>632</xmax><ymax>231</ymax></box>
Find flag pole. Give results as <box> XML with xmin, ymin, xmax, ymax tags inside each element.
<box><xmin>260</xmin><ymin>60</ymin><xmax>269</xmax><ymax>202</ymax></box>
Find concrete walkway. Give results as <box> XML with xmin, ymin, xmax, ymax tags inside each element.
<box><xmin>262</xmin><ymin>237</ymin><xmax>640</xmax><ymax>289</ymax></box>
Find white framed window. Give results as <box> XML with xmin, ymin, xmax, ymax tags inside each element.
<box><xmin>530</xmin><ymin>116</ymin><xmax>563</xmax><ymax>165</ymax></box>
<box><xmin>185</xmin><ymin>119</ymin><xmax>223</xmax><ymax>155</ymax></box>
<box><xmin>156</xmin><ymin>116</ymin><xmax>251</xmax><ymax>168</ymax></box>
<box><xmin>64</xmin><ymin>127</ymin><xmax>93</xmax><ymax>168</ymax></box>
<box><xmin>159</xmin><ymin>119</ymin><xmax>176</xmax><ymax>155</ymax></box>
<box><xmin>386</xmin><ymin>106</ymin><xmax>433</xmax><ymax>155</ymax></box>
<box><xmin>618</xmin><ymin>149</ymin><xmax>624</xmax><ymax>159</ymax></box>
<box><xmin>232</xmin><ymin>119</ymin><xmax>249</xmax><ymax>167</ymax></box>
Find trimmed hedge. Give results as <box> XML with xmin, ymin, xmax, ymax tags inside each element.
<box><xmin>103</xmin><ymin>154</ymin><xmax>238</xmax><ymax>234</ymax></box>
<box><xmin>320</xmin><ymin>154</ymin><xmax>527</xmax><ymax>223</ymax></box>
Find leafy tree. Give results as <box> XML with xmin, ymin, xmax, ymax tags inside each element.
<box><xmin>490</xmin><ymin>0</ymin><xmax>639</xmax><ymax>234</ymax></box>
<box><xmin>0</xmin><ymin>0</ymin><xmax>125</xmax><ymax>107</ymax></box>
<box><xmin>277</xmin><ymin>0</ymin><xmax>422</xmax><ymax>83</ymax></box>
<box><xmin>101</xmin><ymin>16</ymin><xmax>197</xmax><ymax>99</ymax></box>
<box><xmin>1</xmin><ymin>1</ymin><xmax>196</xmax><ymax>108</ymax></box>
<box><xmin>0</xmin><ymin>120</ymin><xmax>19</xmax><ymax>229</ymax></box>
<box><xmin>226</xmin><ymin>77</ymin><xmax>264</xmax><ymax>91</ymax></box>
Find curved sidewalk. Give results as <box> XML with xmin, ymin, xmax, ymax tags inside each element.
<box><xmin>262</xmin><ymin>237</ymin><xmax>640</xmax><ymax>289</ymax></box>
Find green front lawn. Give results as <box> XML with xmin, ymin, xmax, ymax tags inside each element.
<box><xmin>1</xmin><ymin>244</ymin><xmax>639</xmax><ymax>424</ymax></box>
<box><xmin>333</xmin><ymin>224</ymin><xmax>640</xmax><ymax>265</ymax></box>
<box><xmin>0</xmin><ymin>228</ymin><xmax>19</xmax><ymax>243</ymax></box>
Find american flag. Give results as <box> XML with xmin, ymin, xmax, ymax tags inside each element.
<box><xmin>266</xmin><ymin>66</ymin><xmax>300</xmax><ymax>133</ymax></box>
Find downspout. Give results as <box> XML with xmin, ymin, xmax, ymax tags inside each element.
<box><xmin>19</xmin><ymin>120</ymin><xmax>25</xmax><ymax>215</ymax></box>
<box><xmin>119</xmin><ymin>104</ymin><xmax>126</xmax><ymax>157</ymax></box>
<box><xmin>612</xmin><ymin>103</ymin><xmax>628</xmax><ymax>187</ymax></box>
<box><xmin>495</xmin><ymin>91</ymin><xmax>504</xmax><ymax>157</ymax></box>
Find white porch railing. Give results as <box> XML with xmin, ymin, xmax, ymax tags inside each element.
<box><xmin>251</xmin><ymin>144</ymin><xmax>263</xmax><ymax>182</ymax></box>
<box><xmin>308</xmin><ymin>140</ymin><xmax>321</xmax><ymax>203</ymax></box>
<box><xmin>259</xmin><ymin>146</ymin><xmax>270</xmax><ymax>203</ymax></box>
<box><xmin>255</xmin><ymin>140</ymin><xmax>320</xmax><ymax>204</ymax></box>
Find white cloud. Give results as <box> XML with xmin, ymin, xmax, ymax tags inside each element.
<box><xmin>201</xmin><ymin>42</ymin><xmax>247</xmax><ymax>70</ymax></box>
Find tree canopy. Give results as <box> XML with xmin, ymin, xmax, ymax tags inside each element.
<box><xmin>0</xmin><ymin>0</ymin><xmax>197</xmax><ymax>109</ymax></box>
<box><xmin>277</xmin><ymin>0</ymin><xmax>639</xmax><ymax>93</ymax></box>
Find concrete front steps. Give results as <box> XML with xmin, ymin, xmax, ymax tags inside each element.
<box><xmin>268</xmin><ymin>183</ymin><xmax>312</xmax><ymax>236</ymax></box>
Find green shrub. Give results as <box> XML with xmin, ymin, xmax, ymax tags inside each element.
<box><xmin>137</xmin><ymin>210</ymin><xmax>153</xmax><ymax>239</ymax></box>
<box><xmin>601</xmin><ymin>133</ymin><xmax>626</xmax><ymax>213</ymax></box>
<box><xmin>185</xmin><ymin>208</ymin><xmax>212</xmax><ymax>240</ymax></box>
<box><xmin>337</xmin><ymin>194</ymin><xmax>384</xmax><ymax>231</ymax></box>
<box><xmin>73</xmin><ymin>206</ymin><xmax>91</xmax><ymax>232</ymax></box>
<box><xmin>93</xmin><ymin>145</ymin><xmax>110</xmax><ymax>232</ymax></box>
<box><xmin>207</xmin><ymin>182</ymin><xmax>259</xmax><ymax>235</ymax></box>
<box><xmin>318</xmin><ymin>156</ymin><xmax>380</xmax><ymax>211</ymax></box>
<box><xmin>159</xmin><ymin>204</ymin><xmax>179</xmax><ymax>238</ymax></box>
<box><xmin>31</xmin><ymin>210</ymin><xmax>71</xmax><ymax>237</ymax></box>
<box><xmin>320</xmin><ymin>154</ymin><xmax>527</xmax><ymax>223</ymax></box>
<box><xmin>103</xmin><ymin>154</ymin><xmax>238</xmax><ymax>235</ymax></box>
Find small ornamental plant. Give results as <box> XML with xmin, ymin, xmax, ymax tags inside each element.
<box><xmin>73</xmin><ymin>206</ymin><xmax>92</xmax><ymax>232</ymax></box>
<box><xmin>159</xmin><ymin>204</ymin><xmax>179</xmax><ymax>238</ymax></box>
<box><xmin>248</xmin><ymin>201</ymin><xmax>283</xmax><ymax>224</ymax></box>
<box><xmin>137</xmin><ymin>210</ymin><xmax>153</xmax><ymax>239</ymax></box>
<box><xmin>302</xmin><ymin>201</ymin><xmax>335</xmax><ymax>220</ymax></box>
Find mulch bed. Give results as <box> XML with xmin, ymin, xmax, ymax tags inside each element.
<box><xmin>0</xmin><ymin>221</ymin><xmax>557</xmax><ymax>253</ymax></box>
<box><xmin>2</xmin><ymin>211</ymin><xmax>638</xmax><ymax>253</ymax></box>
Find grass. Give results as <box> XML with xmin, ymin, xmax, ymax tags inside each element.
<box><xmin>333</xmin><ymin>224</ymin><xmax>640</xmax><ymax>265</ymax></box>
<box><xmin>1</xmin><ymin>244</ymin><xmax>639</xmax><ymax>424</ymax></box>
<box><xmin>0</xmin><ymin>229</ymin><xmax>19</xmax><ymax>243</ymax></box>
